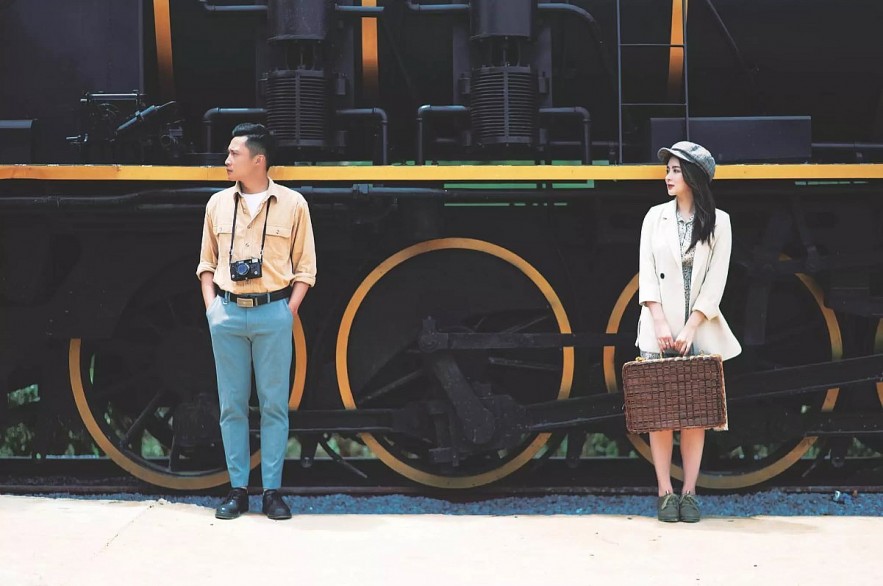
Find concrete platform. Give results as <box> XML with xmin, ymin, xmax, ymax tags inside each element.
<box><xmin>1</xmin><ymin>495</ymin><xmax>881</xmax><ymax>586</ymax></box>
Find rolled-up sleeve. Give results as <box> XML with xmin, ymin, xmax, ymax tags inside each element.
<box><xmin>196</xmin><ymin>207</ymin><xmax>218</xmax><ymax>278</ymax></box>
<box><xmin>692</xmin><ymin>213</ymin><xmax>732</xmax><ymax>321</ymax></box>
<box><xmin>637</xmin><ymin>209</ymin><xmax>661</xmax><ymax>306</ymax></box>
<box><xmin>290</xmin><ymin>201</ymin><xmax>317</xmax><ymax>286</ymax></box>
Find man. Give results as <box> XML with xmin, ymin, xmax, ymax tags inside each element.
<box><xmin>197</xmin><ymin>123</ymin><xmax>316</xmax><ymax>520</ymax></box>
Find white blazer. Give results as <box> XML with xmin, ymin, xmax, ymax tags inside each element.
<box><xmin>636</xmin><ymin>200</ymin><xmax>742</xmax><ymax>360</ymax></box>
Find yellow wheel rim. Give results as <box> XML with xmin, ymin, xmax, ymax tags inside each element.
<box><xmin>69</xmin><ymin>316</ymin><xmax>307</xmax><ymax>490</ymax></box>
<box><xmin>336</xmin><ymin>237</ymin><xmax>573</xmax><ymax>488</ymax></box>
<box><xmin>876</xmin><ymin>320</ymin><xmax>883</xmax><ymax>406</ymax></box>
<box><xmin>603</xmin><ymin>266</ymin><xmax>841</xmax><ymax>490</ymax></box>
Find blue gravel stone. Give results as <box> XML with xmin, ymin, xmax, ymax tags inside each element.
<box><xmin>34</xmin><ymin>490</ymin><xmax>883</xmax><ymax>517</ymax></box>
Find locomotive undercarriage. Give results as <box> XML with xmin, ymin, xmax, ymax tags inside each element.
<box><xmin>2</xmin><ymin>0</ymin><xmax>883</xmax><ymax>494</ymax></box>
<box><xmin>2</xmin><ymin>180</ymin><xmax>881</xmax><ymax>490</ymax></box>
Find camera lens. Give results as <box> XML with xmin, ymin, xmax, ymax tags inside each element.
<box><xmin>235</xmin><ymin>263</ymin><xmax>249</xmax><ymax>276</ymax></box>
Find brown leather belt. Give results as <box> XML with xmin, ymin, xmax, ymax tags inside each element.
<box><xmin>216</xmin><ymin>286</ymin><xmax>291</xmax><ymax>308</ymax></box>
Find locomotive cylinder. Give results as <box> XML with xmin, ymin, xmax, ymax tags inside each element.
<box><xmin>470</xmin><ymin>65</ymin><xmax>537</xmax><ymax>146</ymax></box>
<box><xmin>264</xmin><ymin>0</ymin><xmax>336</xmax><ymax>149</ymax></box>
<box><xmin>470</xmin><ymin>0</ymin><xmax>536</xmax><ymax>40</ymax></box>
<box><xmin>268</xmin><ymin>0</ymin><xmax>331</xmax><ymax>43</ymax></box>
<box><xmin>265</xmin><ymin>68</ymin><xmax>328</xmax><ymax>148</ymax></box>
<box><xmin>467</xmin><ymin>0</ymin><xmax>540</xmax><ymax>148</ymax></box>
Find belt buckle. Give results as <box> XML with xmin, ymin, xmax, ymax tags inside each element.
<box><xmin>236</xmin><ymin>297</ymin><xmax>256</xmax><ymax>308</ymax></box>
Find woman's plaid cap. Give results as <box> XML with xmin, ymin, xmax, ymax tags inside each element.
<box><xmin>657</xmin><ymin>141</ymin><xmax>716</xmax><ymax>181</ymax></box>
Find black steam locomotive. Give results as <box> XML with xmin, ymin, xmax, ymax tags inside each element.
<box><xmin>1</xmin><ymin>0</ymin><xmax>881</xmax><ymax>490</ymax></box>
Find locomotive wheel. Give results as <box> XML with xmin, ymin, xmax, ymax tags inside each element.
<box><xmin>603</xmin><ymin>264</ymin><xmax>842</xmax><ymax>490</ymax></box>
<box><xmin>336</xmin><ymin>238</ymin><xmax>573</xmax><ymax>488</ymax></box>
<box><xmin>877</xmin><ymin>320</ymin><xmax>883</xmax><ymax>406</ymax></box>
<box><xmin>855</xmin><ymin>319</ymin><xmax>883</xmax><ymax>454</ymax></box>
<box><xmin>69</xmin><ymin>289</ymin><xmax>307</xmax><ymax>490</ymax></box>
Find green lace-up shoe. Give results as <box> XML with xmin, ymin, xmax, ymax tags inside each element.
<box><xmin>657</xmin><ymin>493</ymin><xmax>680</xmax><ymax>523</ymax></box>
<box><xmin>679</xmin><ymin>493</ymin><xmax>701</xmax><ymax>523</ymax></box>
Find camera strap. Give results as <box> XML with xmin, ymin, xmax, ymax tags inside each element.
<box><xmin>229</xmin><ymin>192</ymin><xmax>272</xmax><ymax>265</ymax></box>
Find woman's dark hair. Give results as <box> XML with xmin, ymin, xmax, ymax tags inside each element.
<box><xmin>677</xmin><ymin>157</ymin><xmax>716</xmax><ymax>248</ymax></box>
<box><xmin>232</xmin><ymin>123</ymin><xmax>276</xmax><ymax>168</ymax></box>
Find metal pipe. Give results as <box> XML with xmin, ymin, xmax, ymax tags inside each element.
<box><xmin>202</xmin><ymin>3</ymin><xmax>384</xmax><ymax>19</ymax></box>
<box><xmin>0</xmin><ymin>187</ymin><xmax>610</xmax><ymax>212</ymax></box>
<box><xmin>335</xmin><ymin>108</ymin><xmax>389</xmax><ymax>165</ymax></box>
<box><xmin>539</xmin><ymin>2</ymin><xmax>618</xmax><ymax>138</ymax></box>
<box><xmin>5</xmin><ymin>182</ymin><xmax>883</xmax><ymax>212</ymax></box>
<box><xmin>199</xmin><ymin>1</ymin><xmax>267</xmax><ymax>13</ymax></box>
<box><xmin>0</xmin><ymin>188</ymin><xmax>218</xmax><ymax>210</ymax></box>
<box><xmin>404</xmin><ymin>0</ymin><xmax>469</xmax><ymax>14</ymax></box>
<box><xmin>116</xmin><ymin>101</ymin><xmax>178</xmax><ymax>137</ymax></box>
<box><xmin>538</xmin><ymin>2</ymin><xmax>602</xmax><ymax>28</ymax></box>
<box><xmin>812</xmin><ymin>142</ymin><xmax>883</xmax><ymax>151</ymax></box>
<box><xmin>539</xmin><ymin>107</ymin><xmax>591</xmax><ymax>164</ymax></box>
<box><xmin>202</xmin><ymin>108</ymin><xmax>267</xmax><ymax>152</ymax></box>
<box><xmin>416</xmin><ymin>105</ymin><xmax>468</xmax><ymax>165</ymax></box>
<box><xmin>334</xmin><ymin>5</ymin><xmax>384</xmax><ymax>16</ymax></box>
<box><xmin>82</xmin><ymin>93</ymin><xmax>144</xmax><ymax>101</ymax></box>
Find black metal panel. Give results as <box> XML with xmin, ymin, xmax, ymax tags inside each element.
<box><xmin>0</xmin><ymin>0</ymin><xmax>143</xmax><ymax>163</ymax></box>
<box><xmin>649</xmin><ymin>116</ymin><xmax>812</xmax><ymax>164</ymax></box>
<box><xmin>0</xmin><ymin>121</ymin><xmax>34</xmax><ymax>163</ymax></box>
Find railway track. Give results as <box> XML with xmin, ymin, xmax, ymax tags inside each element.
<box><xmin>3</xmin><ymin>456</ymin><xmax>880</xmax><ymax>496</ymax></box>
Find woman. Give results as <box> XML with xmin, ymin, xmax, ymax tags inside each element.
<box><xmin>637</xmin><ymin>141</ymin><xmax>742</xmax><ymax>523</ymax></box>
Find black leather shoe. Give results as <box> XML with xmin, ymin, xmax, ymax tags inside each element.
<box><xmin>215</xmin><ymin>488</ymin><xmax>249</xmax><ymax>520</ymax></box>
<box><xmin>262</xmin><ymin>490</ymin><xmax>292</xmax><ymax>520</ymax></box>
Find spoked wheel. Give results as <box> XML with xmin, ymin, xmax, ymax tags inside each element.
<box><xmin>877</xmin><ymin>319</ymin><xmax>883</xmax><ymax>408</ymax></box>
<box><xmin>870</xmin><ymin>320</ymin><xmax>883</xmax><ymax>452</ymax></box>
<box><xmin>603</xmin><ymin>263</ymin><xmax>842</xmax><ymax>489</ymax></box>
<box><xmin>846</xmin><ymin>319</ymin><xmax>883</xmax><ymax>455</ymax></box>
<box><xmin>336</xmin><ymin>238</ymin><xmax>573</xmax><ymax>488</ymax></box>
<box><xmin>69</xmin><ymin>288</ymin><xmax>307</xmax><ymax>490</ymax></box>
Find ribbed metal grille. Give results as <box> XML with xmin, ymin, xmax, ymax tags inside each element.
<box><xmin>266</xmin><ymin>69</ymin><xmax>327</xmax><ymax>148</ymax></box>
<box><xmin>470</xmin><ymin>66</ymin><xmax>536</xmax><ymax>146</ymax></box>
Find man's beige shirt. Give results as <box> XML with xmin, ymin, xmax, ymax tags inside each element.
<box><xmin>196</xmin><ymin>179</ymin><xmax>317</xmax><ymax>293</ymax></box>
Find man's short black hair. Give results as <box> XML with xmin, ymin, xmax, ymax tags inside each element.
<box><xmin>232</xmin><ymin>123</ymin><xmax>276</xmax><ymax>168</ymax></box>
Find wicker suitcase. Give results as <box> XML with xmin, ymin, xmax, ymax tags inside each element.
<box><xmin>621</xmin><ymin>354</ymin><xmax>727</xmax><ymax>433</ymax></box>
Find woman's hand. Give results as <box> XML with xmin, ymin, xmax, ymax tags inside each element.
<box><xmin>673</xmin><ymin>310</ymin><xmax>708</xmax><ymax>356</ymax></box>
<box><xmin>653</xmin><ymin>317</ymin><xmax>675</xmax><ymax>353</ymax></box>
<box><xmin>673</xmin><ymin>323</ymin><xmax>696</xmax><ymax>356</ymax></box>
<box><xmin>645</xmin><ymin>302</ymin><xmax>674</xmax><ymax>353</ymax></box>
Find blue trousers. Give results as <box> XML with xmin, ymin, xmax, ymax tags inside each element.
<box><xmin>206</xmin><ymin>295</ymin><xmax>292</xmax><ymax>489</ymax></box>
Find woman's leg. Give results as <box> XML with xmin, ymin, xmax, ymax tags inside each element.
<box><xmin>680</xmin><ymin>427</ymin><xmax>706</xmax><ymax>494</ymax></box>
<box><xmin>649</xmin><ymin>430</ymin><xmax>675</xmax><ymax>495</ymax></box>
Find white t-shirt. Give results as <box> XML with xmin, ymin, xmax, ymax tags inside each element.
<box><xmin>241</xmin><ymin>190</ymin><xmax>268</xmax><ymax>217</ymax></box>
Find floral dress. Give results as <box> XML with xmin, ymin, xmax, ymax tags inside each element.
<box><xmin>640</xmin><ymin>210</ymin><xmax>696</xmax><ymax>360</ymax></box>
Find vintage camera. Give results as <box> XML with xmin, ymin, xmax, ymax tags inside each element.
<box><xmin>230</xmin><ymin>258</ymin><xmax>262</xmax><ymax>281</ymax></box>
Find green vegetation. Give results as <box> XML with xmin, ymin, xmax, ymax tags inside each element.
<box><xmin>2</xmin><ymin>384</ymin><xmax>99</xmax><ymax>457</ymax></box>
